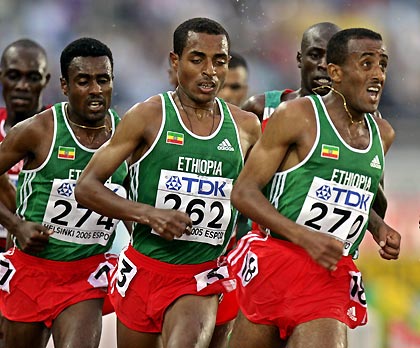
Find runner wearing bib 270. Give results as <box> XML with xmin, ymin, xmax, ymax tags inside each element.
<box><xmin>266</xmin><ymin>95</ymin><xmax>383</xmax><ymax>255</ymax></box>
<box><xmin>229</xmin><ymin>94</ymin><xmax>384</xmax><ymax>338</ymax></box>
<box><xmin>229</xmin><ymin>28</ymin><xmax>400</xmax><ymax>348</ymax></box>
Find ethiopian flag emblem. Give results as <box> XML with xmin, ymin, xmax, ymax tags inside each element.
<box><xmin>166</xmin><ymin>131</ymin><xmax>184</xmax><ymax>145</ymax></box>
<box><xmin>321</xmin><ymin>144</ymin><xmax>339</xmax><ymax>160</ymax></box>
<box><xmin>58</xmin><ymin>146</ymin><xmax>76</xmax><ymax>160</ymax></box>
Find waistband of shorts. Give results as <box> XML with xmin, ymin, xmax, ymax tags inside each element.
<box><xmin>124</xmin><ymin>244</ymin><xmax>218</xmax><ymax>275</ymax></box>
<box><xmin>11</xmin><ymin>247</ymin><xmax>108</xmax><ymax>272</ymax></box>
<box><xmin>253</xmin><ymin>229</ymin><xmax>354</xmax><ymax>262</ymax></box>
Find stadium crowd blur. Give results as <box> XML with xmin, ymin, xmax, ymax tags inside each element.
<box><xmin>0</xmin><ymin>0</ymin><xmax>418</xmax><ymax>125</ymax></box>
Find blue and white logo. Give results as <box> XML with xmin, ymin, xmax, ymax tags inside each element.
<box><xmin>166</xmin><ymin>176</ymin><xmax>182</xmax><ymax>191</ymax></box>
<box><xmin>316</xmin><ymin>185</ymin><xmax>331</xmax><ymax>201</ymax></box>
<box><xmin>317</xmin><ymin>184</ymin><xmax>372</xmax><ymax>212</ymax></box>
<box><xmin>57</xmin><ymin>182</ymin><xmax>74</xmax><ymax>197</ymax></box>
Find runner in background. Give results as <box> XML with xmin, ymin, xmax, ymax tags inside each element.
<box><xmin>0</xmin><ymin>38</ymin><xmax>51</xmax><ymax>250</ymax></box>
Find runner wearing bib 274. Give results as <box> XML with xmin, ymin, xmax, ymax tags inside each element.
<box><xmin>0</xmin><ymin>101</ymin><xmax>128</xmax><ymax>327</ymax></box>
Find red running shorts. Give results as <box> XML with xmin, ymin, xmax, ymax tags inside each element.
<box><xmin>0</xmin><ymin>247</ymin><xmax>117</xmax><ymax>327</ymax></box>
<box><xmin>109</xmin><ymin>244</ymin><xmax>236</xmax><ymax>332</ymax></box>
<box><xmin>227</xmin><ymin>230</ymin><xmax>368</xmax><ymax>339</ymax></box>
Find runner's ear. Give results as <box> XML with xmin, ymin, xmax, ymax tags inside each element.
<box><xmin>328</xmin><ymin>63</ymin><xmax>342</xmax><ymax>84</ymax></box>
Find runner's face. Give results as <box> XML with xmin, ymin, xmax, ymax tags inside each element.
<box><xmin>300</xmin><ymin>32</ymin><xmax>331</xmax><ymax>96</ymax></box>
<box><xmin>338</xmin><ymin>38</ymin><xmax>388</xmax><ymax>114</ymax></box>
<box><xmin>217</xmin><ymin>66</ymin><xmax>248</xmax><ymax>106</ymax></box>
<box><xmin>61</xmin><ymin>56</ymin><xmax>113</xmax><ymax>124</ymax></box>
<box><xmin>0</xmin><ymin>47</ymin><xmax>49</xmax><ymax>119</ymax></box>
<box><xmin>176</xmin><ymin>32</ymin><xmax>229</xmax><ymax>106</ymax></box>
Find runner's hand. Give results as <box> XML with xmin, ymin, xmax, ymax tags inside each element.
<box><xmin>372</xmin><ymin>222</ymin><xmax>400</xmax><ymax>260</ymax></box>
<box><xmin>140</xmin><ymin>208</ymin><xmax>192</xmax><ymax>241</ymax></box>
<box><xmin>9</xmin><ymin>220</ymin><xmax>53</xmax><ymax>254</ymax></box>
<box><xmin>298</xmin><ymin>229</ymin><xmax>343</xmax><ymax>271</ymax></box>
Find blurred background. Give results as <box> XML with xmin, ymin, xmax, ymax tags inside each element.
<box><xmin>1</xmin><ymin>0</ymin><xmax>419</xmax><ymax>347</ymax></box>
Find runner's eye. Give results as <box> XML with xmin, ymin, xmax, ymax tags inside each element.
<box><xmin>223</xmin><ymin>83</ymin><xmax>244</xmax><ymax>91</ymax></box>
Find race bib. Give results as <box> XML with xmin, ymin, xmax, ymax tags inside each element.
<box><xmin>154</xmin><ymin>169</ymin><xmax>232</xmax><ymax>245</ymax></box>
<box><xmin>0</xmin><ymin>254</ymin><xmax>16</xmax><ymax>293</ymax></box>
<box><xmin>43</xmin><ymin>179</ymin><xmax>126</xmax><ymax>246</ymax></box>
<box><xmin>349</xmin><ymin>271</ymin><xmax>367</xmax><ymax>307</ymax></box>
<box><xmin>296</xmin><ymin>177</ymin><xmax>373</xmax><ymax>255</ymax></box>
<box><xmin>113</xmin><ymin>250</ymin><xmax>137</xmax><ymax>298</ymax></box>
<box><xmin>88</xmin><ymin>260</ymin><xmax>115</xmax><ymax>289</ymax></box>
<box><xmin>195</xmin><ymin>265</ymin><xmax>230</xmax><ymax>292</ymax></box>
<box><xmin>238</xmin><ymin>250</ymin><xmax>259</xmax><ymax>287</ymax></box>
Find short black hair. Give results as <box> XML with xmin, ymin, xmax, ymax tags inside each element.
<box><xmin>327</xmin><ymin>28</ymin><xmax>383</xmax><ymax>66</ymax></box>
<box><xmin>300</xmin><ymin>22</ymin><xmax>341</xmax><ymax>51</ymax></box>
<box><xmin>229</xmin><ymin>52</ymin><xmax>248</xmax><ymax>71</ymax></box>
<box><xmin>60</xmin><ymin>37</ymin><xmax>113</xmax><ymax>81</ymax></box>
<box><xmin>173</xmin><ymin>17</ymin><xmax>230</xmax><ymax>57</ymax></box>
<box><xmin>1</xmin><ymin>39</ymin><xmax>47</xmax><ymax>67</ymax></box>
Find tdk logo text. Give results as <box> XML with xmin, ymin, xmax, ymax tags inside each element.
<box><xmin>165</xmin><ymin>176</ymin><xmax>227</xmax><ymax>197</ymax></box>
<box><xmin>316</xmin><ymin>185</ymin><xmax>371</xmax><ymax>212</ymax></box>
